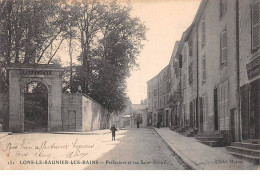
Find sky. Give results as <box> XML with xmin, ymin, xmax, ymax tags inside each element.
<box><xmin>125</xmin><ymin>0</ymin><xmax>200</xmax><ymax>104</ymax></box>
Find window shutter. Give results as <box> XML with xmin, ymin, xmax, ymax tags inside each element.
<box><xmin>252</xmin><ymin>1</ymin><xmax>260</xmax><ymax>50</ymax></box>
<box><xmin>199</xmin><ymin>97</ymin><xmax>203</xmax><ymax>122</ymax></box>
<box><xmin>202</xmin><ymin>20</ymin><xmax>206</xmax><ymax>47</ymax></box>
<box><xmin>188</xmin><ymin>38</ymin><xmax>193</xmax><ymax>56</ymax></box>
<box><xmin>202</xmin><ymin>57</ymin><xmax>206</xmax><ymax>84</ymax></box>
<box><xmin>217</xmin><ymin>86</ymin><xmax>221</xmax><ymax>129</ymax></box>
<box><xmin>225</xmin><ymin>80</ymin><xmax>229</xmax><ymax>130</ymax></box>
<box><xmin>220</xmin><ymin>0</ymin><xmax>223</xmax><ymax>17</ymax></box>
<box><xmin>220</xmin><ymin>29</ymin><xmax>227</xmax><ymax>65</ymax></box>
<box><xmin>221</xmin><ymin>84</ymin><xmax>225</xmax><ymax>130</ymax></box>
<box><xmin>223</xmin><ymin>30</ymin><xmax>227</xmax><ymax>63</ymax></box>
<box><xmin>203</xmin><ymin>95</ymin><xmax>208</xmax><ymax>121</ymax></box>
<box><xmin>189</xmin><ymin>63</ymin><xmax>193</xmax><ymax>84</ymax></box>
<box><xmin>184</xmin><ymin>46</ymin><xmax>187</xmax><ymax>63</ymax></box>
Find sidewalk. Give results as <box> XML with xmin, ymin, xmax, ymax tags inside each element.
<box><xmin>154</xmin><ymin>127</ymin><xmax>259</xmax><ymax>170</ymax></box>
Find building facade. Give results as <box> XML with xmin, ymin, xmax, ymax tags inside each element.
<box><xmin>147</xmin><ymin>0</ymin><xmax>259</xmax><ymax>143</ymax></box>
<box><xmin>147</xmin><ymin>75</ymin><xmax>159</xmax><ymax>126</ymax></box>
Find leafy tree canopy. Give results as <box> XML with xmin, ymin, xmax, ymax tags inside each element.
<box><xmin>0</xmin><ymin>0</ymin><xmax>147</xmax><ymax>113</ymax></box>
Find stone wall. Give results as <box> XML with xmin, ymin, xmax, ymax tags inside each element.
<box><xmin>0</xmin><ymin>93</ymin><xmax>8</xmax><ymax>131</ymax></box>
<box><xmin>62</xmin><ymin>93</ymin><xmax>82</xmax><ymax>131</ymax></box>
<box><xmin>61</xmin><ymin>93</ymin><xmax>109</xmax><ymax>132</ymax></box>
<box><xmin>81</xmin><ymin>94</ymin><xmax>109</xmax><ymax>131</ymax></box>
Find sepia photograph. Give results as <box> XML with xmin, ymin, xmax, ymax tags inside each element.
<box><xmin>0</xmin><ymin>0</ymin><xmax>259</xmax><ymax>172</ymax></box>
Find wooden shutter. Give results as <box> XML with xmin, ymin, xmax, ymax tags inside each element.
<box><xmin>240</xmin><ymin>84</ymin><xmax>249</xmax><ymax>139</ymax></box>
<box><xmin>190</xmin><ymin>101</ymin><xmax>193</xmax><ymax>127</ymax></box>
<box><xmin>252</xmin><ymin>1</ymin><xmax>260</xmax><ymax>50</ymax></box>
<box><xmin>202</xmin><ymin>57</ymin><xmax>206</xmax><ymax>84</ymax></box>
<box><xmin>220</xmin><ymin>0</ymin><xmax>223</xmax><ymax>17</ymax></box>
<box><xmin>205</xmin><ymin>95</ymin><xmax>208</xmax><ymax>122</ymax></box>
<box><xmin>184</xmin><ymin>46</ymin><xmax>187</xmax><ymax>63</ymax></box>
<box><xmin>202</xmin><ymin>20</ymin><xmax>206</xmax><ymax>47</ymax></box>
<box><xmin>219</xmin><ymin>83</ymin><xmax>224</xmax><ymax>130</ymax></box>
<box><xmin>224</xmin><ymin>80</ymin><xmax>229</xmax><ymax>130</ymax></box>
<box><xmin>199</xmin><ymin>97</ymin><xmax>204</xmax><ymax>132</ymax></box>
<box><xmin>188</xmin><ymin>38</ymin><xmax>193</xmax><ymax>56</ymax></box>
<box><xmin>220</xmin><ymin>29</ymin><xmax>227</xmax><ymax>65</ymax></box>
<box><xmin>220</xmin><ymin>0</ymin><xmax>227</xmax><ymax>17</ymax></box>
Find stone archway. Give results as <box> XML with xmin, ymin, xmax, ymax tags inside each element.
<box><xmin>6</xmin><ymin>64</ymin><xmax>64</xmax><ymax>133</ymax></box>
<box><xmin>24</xmin><ymin>81</ymin><xmax>48</xmax><ymax>132</ymax></box>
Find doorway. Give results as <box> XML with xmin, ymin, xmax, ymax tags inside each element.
<box><xmin>166</xmin><ymin>110</ymin><xmax>169</xmax><ymax>127</ymax></box>
<box><xmin>24</xmin><ymin>81</ymin><xmax>48</xmax><ymax>132</ymax></box>
<box><xmin>241</xmin><ymin>79</ymin><xmax>260</xmax><ymax>139</ymax></box>
<box><xmin>214</xmin><ymin>88</ymin><xmax>218</xmax><ymax>130</ymax></box>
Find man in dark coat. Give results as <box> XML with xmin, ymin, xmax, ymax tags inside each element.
<box><xmin>110</xmin><ymin>124</ymin><xmax>117</xmax><ymax>141</ymax></box>
<box><xmin>137</xmin><ymin>121</ymin><xmax>140</xmax><ymax>128</ymax></box>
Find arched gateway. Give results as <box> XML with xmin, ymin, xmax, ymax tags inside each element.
<box><xmin>6</xmin><ymin>64</ymin><xmax>64</xmax><ymax>133</ymax></box>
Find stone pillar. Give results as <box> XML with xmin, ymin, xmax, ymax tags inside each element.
<box><xmin>9</xmin><ymin>70</ymin><xmax>23</xmax><ymax>132</ymax></box>
<box><xmin>49</xmin><ymin>72</ymin><xmax>63</xmax><ymax>132</ymax></box>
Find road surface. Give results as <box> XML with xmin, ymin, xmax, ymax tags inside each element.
<box><xmin>0</xmin><ymin>128</ymin><xmax>188</xmax><ymax>170</ymax></box>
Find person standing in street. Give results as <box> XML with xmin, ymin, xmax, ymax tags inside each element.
<box><xmin>110</xmin><ymin>124</ymin><xmax>117</xmax><ymax>141</ymax></box>
<box><xmin>137</xmin><ymin>120</ymin><xmax>140</xmax><ymax>128</ymax></box>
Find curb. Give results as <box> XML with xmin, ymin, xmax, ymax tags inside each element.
<box><xmin>153</xmin><ymin>128</ymin><xmax>202</xmax><ymax>170</ymax></box>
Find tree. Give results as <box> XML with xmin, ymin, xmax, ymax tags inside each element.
<box><xmin>0</xmin><ymin>0</ymin><xmax>147</xmax><ymax>113</ymax></box>
<box><xmin>0</xmin><ymin>0</ymin><xmax>70</xmax><ymax>66</ymax></box>
<box><xmin>0</xmin><ymin>0</ymin><xmax>71</xmax><ymax>93</ymax></box>
<box><xmin>65</xmin><ymin>0</ymin><xmax>146</xmax><ymax>113</ymax></box>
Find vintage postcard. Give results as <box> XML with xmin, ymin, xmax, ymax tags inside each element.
<box><xmin>0</xmin><ymin>0</ymin><xmax>259</xmax><ymax>170</ymax></box>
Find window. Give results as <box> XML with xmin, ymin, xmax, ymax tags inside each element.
<box><xmin>154</xmin><ymin>100</ymin><xmax>157</xmax><ymax>108</ymax></box>
<box><xmin>183</xmin><ymin>45</ymin><xmax>187</xmax><ymax>63</ymax></box>
<box><xmin>220</xmin><ymin>0</ymin><xmax>227</xmax><ymax>18</ymax></box>
<box><xmin>201</xmin><ymin>19</ymin><xmax>206</xmax><ymax>47</ymax></box>
<box><xmin>154</xmin><ymin>88</ymin><xmax>157</xmax><ymax>96</ymax></box>
<box><xmin>202</xmin><ymin>56</ymin><xmax>206</xmax><ymax>85</ymax></box>
<box><xmin>167</xmin><ymin>81</ymin><xmax>170</xmax><ymax>92</ymax></box>
<box><xmin>183</xmin><ymin>73</ymin><xmax>187</xmax><ymax>89</ymax></box>
<box><xmin>189</xmin><ymin>62</ymin><xmax>193</xmax><ymax>84</ymax></box>
<box><xmin>188</xmin><ymin>38</ymin><xmax>193</xmax><ymax>56</ymax></box>
<box><xmin>149</xmin><ymin>92</ymin><xmax>151</xmax><ymax>99</ymax></box>
<box><xmin>252</xmin><ymin>1</ymin><xmax>260</xmax><ymax>51</ymax></box>
<box><xmin>220</xmin><ymin>28</ymin><xmax>227</xmax><ymax>66</ymax></box>
<box><xmin>202</xmin><ymin>95</ymin><xmax>208</xmax><ymax>122</ymax></box>
<box><xmin>218</xmin><ymin>80</ymin><xmax>229</xmax><ymax>130</ymax></box>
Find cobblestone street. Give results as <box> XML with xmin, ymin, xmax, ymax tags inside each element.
<box><xmin>0</xmin><ymin>128</ymin><xmax>188</xmax><ymax>170</ymax></box>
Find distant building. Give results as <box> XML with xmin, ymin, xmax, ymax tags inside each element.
<box><xmin>132</xmin><ymin>104</ymin><xmax>148</xmax><ymax>127</ymax></box>
<box><xmin>147</xmin><ymin>75</ymin><xmax>159</xmax><ymax>126</ymax></box>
